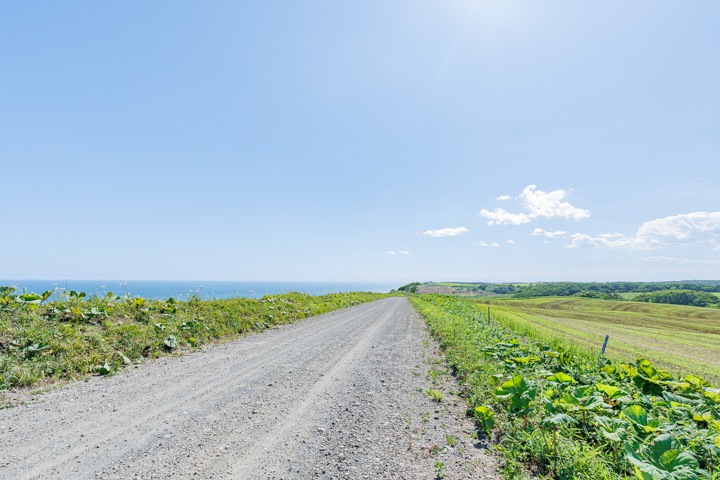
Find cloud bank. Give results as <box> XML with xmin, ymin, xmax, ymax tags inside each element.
<box><xmin>570</xmin><ymin>212</ymin><xmax>720</xmax><ymax>250</ymax></box>
<box><xmin>480</xmin><ymin>185</ymin><xmax>590</xmax><ymax>225</ymax></box>
<box><xmin>638</xmin><ymin>256</ymin><xmax>720</xmax><ymax>265</ymax></box>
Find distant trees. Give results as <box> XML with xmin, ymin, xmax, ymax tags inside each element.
<box><xmin>634</xmin><ymin>290</ymin><xmax>719</xmax><ymax>307</ymax></box>
<box><xmin>574</xmin><ymin>291</ymin><xmax>622</xmax><ymax>301</ymax></box>
<box><xmin>512</xmin><ymin>282</ymin><xmax>585</xmax><ymax>298</ymax></box>
<box><xmin>512</xmin><ymin>281</ymin><xmax>720</xmax><ymax>299</ymax></box>
<box><xmin>395</xmin><ymin>280</ymin><xmax>720</xmax><ymax>308</ymax></box>
<box><xmin>397</xmin><ymin>282</ymin><xmax>421</xmax><ymax>293</ymax></box>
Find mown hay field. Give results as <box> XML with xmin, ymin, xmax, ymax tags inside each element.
<box><xmin>475</xmin><ymin>297</ymin><xmax>720</xmax><ymax>384</ymax></box>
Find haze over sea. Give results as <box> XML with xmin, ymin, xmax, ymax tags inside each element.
<box><xmin>0</xmin><ymin>280</ymin><xmax>396</xmax><ymax>301</ymax></box>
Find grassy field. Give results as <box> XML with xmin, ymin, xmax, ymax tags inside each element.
<box><xmin>618</xmin><ymin>291</ymin><xmax>720</xmax><ymax>301</ymax></box>
<box><xmin>475</xmin><ymin>296</ymin><xmax>720</xmax><ymax>384</ymax></box>
<box><xmin>411</xmin><ymin>295</ymin><xmax>720</xmax><ymax>479</ymax></box>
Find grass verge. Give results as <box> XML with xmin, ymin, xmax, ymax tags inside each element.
<box><xmin>0</xmin><ymin>287</ymin><xmax>385</xmax><ymax>394</ymax></box>
<box><xmin>410</xmin><ymin>294</ymin><xmax>720</xmax><ymax>479</ymax></box>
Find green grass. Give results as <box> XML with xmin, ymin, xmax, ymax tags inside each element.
<box><xmin>0</xmin><ymin>289</ymin><xmax>386</xmax><ymax>393</ymax></box>
<box><xmin>411</xmin><ymin>295</ymin><xmax>720</xmax><ymax>479</ymax></box>
<box><xmin>426</xmin><ymin>388</ymin><xmax>444</xmax><ymax>402</ymax></box>
<box><xmin>476</xmin><ymin>296</ymin><xmax>720</xmax><ymax>384</ymax></box>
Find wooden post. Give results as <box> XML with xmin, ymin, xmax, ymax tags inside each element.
<box><xmin>600</xmin><ymin>335</ymin><xmax>609</xmax><ymax>355</ymax></box>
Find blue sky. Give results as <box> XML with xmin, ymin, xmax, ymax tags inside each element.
<box><xmin>1</xmin><ymin>1</ymin><xmax>718</xmax><ymax>283</ymax></box>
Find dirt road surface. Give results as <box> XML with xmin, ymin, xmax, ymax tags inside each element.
<box><xmin>0</xmin><ymin>297</ymin><xmax>499</xmax><ymax>479</ymax></box>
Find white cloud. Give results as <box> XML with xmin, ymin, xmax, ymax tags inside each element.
<box><xmin>506</xmin><ymin>240</ymin><xmax>515</xmax><ymax>245</ymax></box>
<box><xmin>496</xmin><ymin>195</ymin><xmax>511</xmax><ymax>201</ymax></box>
<box><xmin>399</xmin><ymin>251</ymin><xmax>411</xmax><ymax>255</ymax></box>
<box><xmin>481</xmin><ymin>185</ymin><xmax>589</xmax><ymax>225</ymax></box>
<box><xmin>522</xmin><ymin>185</ymin><xmax>590</xmax><ymax>220</ymax></box>
<box><xmin>532</xmin><ymin>228</ymin><xmax>568</xmax><ymax>238</ymax></box>
<box><xmin>387</xmin><ymin>251</ymin><xmax>396</xmax><ymax>255</ymax></box>
<box><xmin>569</xmin><ymin>232</ymin><xmax>635</xmax><ymax>249</ymax></box>
<box><xmin>479</xmin><ymin>241</ymin><xmax>500</xmax><ymax>248</ymax></box>
<box><xmin>570</xmin><ymin>211</ymin><xmax>720</xmax><ymax>250</ymax></box>
<box><xmin>479</xmin><ymin>208</ymin><xmax>531</xmax><ymax>225</ymax></box>
<box><xmin>422</xmin><ymin>226</ymin><xmax>469</xmax><ymax>237</ymax></box>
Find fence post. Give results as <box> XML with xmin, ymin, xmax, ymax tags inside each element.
<box><xmin>600</xmin><ymin>334</ymin><xmax>609</xmax><ymax>355</ymax></box>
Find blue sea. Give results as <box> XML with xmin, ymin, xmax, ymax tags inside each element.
<box><xmin>0</xmin><ymin>280</ymin><xmax>397</xmax><ymax>301</ymax></box>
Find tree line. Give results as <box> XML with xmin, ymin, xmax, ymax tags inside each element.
<box><xmin>397</xmin><ymin>281</ymin><xmax>720</xmax><ymax>308</ymax></box>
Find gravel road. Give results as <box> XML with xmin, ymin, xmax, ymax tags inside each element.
<box><xmin>0</xmin><ymin>297</ymin><xmax>499</xmax><ymax>479</ymax></box>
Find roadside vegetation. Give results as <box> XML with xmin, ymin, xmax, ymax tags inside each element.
<box><xmin>0</xmin><ymin>286</ymin><xmax>385</xmax><ymax>392</ymax></box>
<box><xmin>410</xmin><ymin>294</ymin><xmax>720</xmax><ymax>479</ymax></box>
<box><xmin>476</xmin><ymin>297</ymin><xmax>720</xmax><ymax>385</ymax></box>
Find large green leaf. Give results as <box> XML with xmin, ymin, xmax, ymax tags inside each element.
<box><xmin>663</xmin><ymin>391</ymin><xmax>700</xmax><ymax>407</ymax></box>
<box><xmin>691</xmin><ymin>405</ymin><xmax>716</xmax><ymax>424</ymax></box>
<box><xmin>704</xmin><ymin>389</ymin><xmax>720</xmax><ymax>403</ymax></box>
<box><xmin>495</xmin><ymin>375</ymin><xmax>536</xmax><ymax>415</ymax></box>
<box><xmin>596</xmin><ymin>383</ymin><xmax>621</xmax><ymax>398</ymax></box>
<box><xmin>495</xmin><ymin>375</ymin><xmax>531</xmax><ymax>398</ymax></box>
<box><xmin>548</xmin><ymin>372</ymin><xmax>575</xmax><ymax>384</ymax></box>
<box><xmin>19</xmin><ymin>293</ymin><xmax>42</xmax><ymax>303</ymax></box>
<box><xmin>683</xmin><ymin>374</ymin><xmax>709</xmax><ymax>389</ymax></box>
<box><xmin>510</xmin><ymin>355</ymin><xmax>540</xmax><ymax>365</ymax></box>
<box><xmin>93</xmin><ymin>363</ymin><xmax>113</xmax><ymax>375</ymax></box>
<box><xmin>163</xmin><ymin>335</ymin><xmax>178</xmax><ymax>350</ymax></box>
<box><xmin>580</xmin><ymin>395</ymin><xmax>607</xmax><ymax>411</ymax></box>
<box><xmin>624</xmin><ymin>405</ymin><xmax>649</xmax><ymax>426</ymax></box>
<box><xmin>596</xmin><ymin>383</ymin><xmax>632</xmax><ymax>401</ymax></box>
<box><xmin>557</xmin><ymin>390</ymin><xmax>607</xmax><ymax>414</ymax></box>
<box><xmin>541</xmin><ymin>413</ymin><xmax>576</xmax><ymax>429</ymax></box>
<box><xmin>626</xmin><ymin>434</ymin><xmax>699</xmax><ymax>480</ymax></box>
<box><xmin>23</xmin><ymin>342</ymin><xmax>49</xmax><ymax>358</ymax></box>
<box><xmin>594</xmin><ymin>415</ymin><xmax>628</xmax><ymax>443</ymax></box>
<box><xmin>474</xmin><ymin>405</ymin><xmax>495</xmax><ymax>434</ymax></box>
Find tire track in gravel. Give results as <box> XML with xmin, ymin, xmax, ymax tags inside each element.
<box><xmin>0</xmin><ymin>298</ymin><xmax>499</xmax><ymax>479</ymax></box>
<box><xmin>231</xmin><ymin>299</ymin><xmax>401</xmax><ymax>478</ymax></box>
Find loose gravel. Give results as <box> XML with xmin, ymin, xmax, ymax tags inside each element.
<box><xmin>0</xmin><ymin>297</ymin><xmax>499</xmax><ymax>479</ymax></box>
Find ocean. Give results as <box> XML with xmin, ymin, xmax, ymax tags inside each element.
<box><xmin>0</xmin><ymin>280</ymin><xmax>398</xmax><ymax>301</ymax></box>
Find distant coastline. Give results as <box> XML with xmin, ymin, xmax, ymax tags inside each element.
<box><xmin>0</xmin><ymin>280</ymin><xmax>397</xmax><ymax>300</ymax></box>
